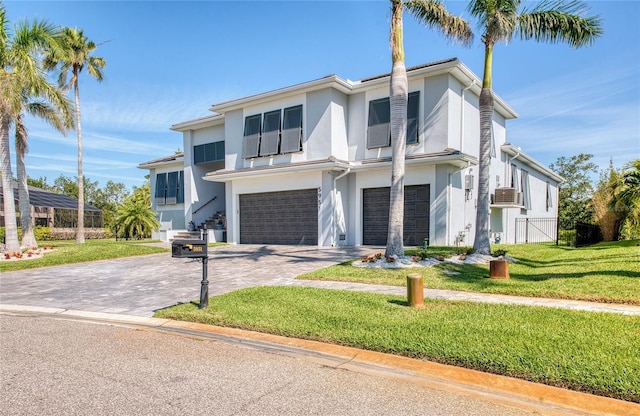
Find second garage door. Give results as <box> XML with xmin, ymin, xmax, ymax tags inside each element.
<box><xmin>239</xmin><ymin>189</ymin><xmax>318</xmax><ymax>245</ymax></box>
<box><xmin>362</xmin><ymin>184</ymin><xmax>430</xmax><ymax>246</ymax></box>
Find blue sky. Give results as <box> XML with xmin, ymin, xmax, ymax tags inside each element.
<box><xmin>6</xmin><ymin>0</ymin><xmax>640</xmax><ymax>190</ymax></box>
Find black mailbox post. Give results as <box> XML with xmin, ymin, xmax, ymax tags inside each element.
<box><xmin>171</xmin><ymin>225</ymin><xmax>209</xmax><ymax>309</ymax></box>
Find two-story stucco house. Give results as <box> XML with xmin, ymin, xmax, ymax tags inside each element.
<box><xmin>138</xmin><ymin>58</ymin><xmax>562</xmax><ymax>247</ymax></box>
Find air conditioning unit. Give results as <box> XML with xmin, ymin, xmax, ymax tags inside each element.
<box><xmin>493</xmin><ymin>187</ymin><xmax>522</xmax><ymax>205</ymax></box>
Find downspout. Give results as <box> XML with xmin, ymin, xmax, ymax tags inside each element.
<box><xmin>504</xmin><ymin>147</ymin><xmax>521</xmax><ymax>244</ymax></box>
<box><xmin>459</xmin><ymin>80</ymin><xmax>475</xmax><ymax>152</ymax></box>
<box><xmin>446</xmin><ymin>163</ymin><xmax>470</xmax><ymax>246</ymax></box>
<box><xmin>332</xmin><ymin>168</ymin><xmax>351</xmax><ymax>246</ymax></box>
<box><xmin>505</xmin><ymin>148</ymin><xmax>521</xmax><ymax>186</ymax></box>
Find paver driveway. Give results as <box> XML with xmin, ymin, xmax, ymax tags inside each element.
<box><xmin>0</xmin><ymin>245</ymin><xmax>374</xmax><ymax>316</ymax></box>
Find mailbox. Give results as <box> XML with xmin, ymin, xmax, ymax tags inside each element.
<box><xmin>171</xmin><ymin>239</ymin><xmax>208</xmax><ymax>258</ymax></box>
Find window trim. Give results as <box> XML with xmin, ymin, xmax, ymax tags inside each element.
<box><xmin>155</xmin><ymin>173</ymin><xmax>167</xmax><ymax>205</ymax></box>
<box><xmin>243</xmin><ymin>114</ymin><xmax>261</xmax><ymax>159</ymax></box>
<box><xmin>366</xmin><ymin>91</ymin><xmax>420</xmax><ymax>149</ymax></box>
<box><xmin>260</xmin><ymin>110</ymin><xmax>281</xmax><ymax>156</ymax></box>
<box><xmin>281</xmin><ymin>105</ymin><xmax>303</xmax><ymax>154</ymax></box>
<box><xmin>194</xmin><ymin>141</ymin><xmax>225</xmax><ymax>165</ymax></box>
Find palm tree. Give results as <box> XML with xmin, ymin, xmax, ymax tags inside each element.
<box><xmin>1</xmin><ymin>5</ymin><xmax>70</xmax><ymax>251</ymax></box>
<box><xmin>613</xmin><ymin>159</ymin><xmax>640</xmax><ymax>239</ymax></box>
<box><xmin>115</xmin><ymin>199</ymin><xmax>159</xmax><ymax>240</ymax></box>
<box><xmin>45</xmin><ymin>27</ymin><xmax>105</xmax><ymax>244</ymax></box>
<box><xmin>468</xmin><ymin>0</ymin><xmax>602</xmax><ymax>254</ymax></box>
<box><xmin>385</xmin><ymin>0</ymin><xmax>472</xmax><ymax>257</ymax></box>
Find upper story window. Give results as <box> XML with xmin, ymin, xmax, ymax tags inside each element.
<box><xmin>194</xmin><ymin>141</ymin><xmax>225</xmax><ymax>164</ymax></box>
<box><xmin>243</xmin><ymin>105</ymin><xmax>303</xmax><ymax>159</ymax></box>
<box><xmin>155</xmin><ymin>171</ymin><xmax>184</xmax><ymax>205</ymax></box>
<box><xmin>367</xmin><ymin>91</ymin><xmax>420</xmax><ymax>149</ymax></box>
<box><xmin>261</xmin><ymin>110</ymin><xmax>281</xmax><ymax>156</ymax></box>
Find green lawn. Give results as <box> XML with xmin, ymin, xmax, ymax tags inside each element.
<box><xmin>0</xmin><ymin>239</ymin><xmax>168</xmax><ymax>272</ymax></box>
<box><xmin>155</xmin><ymin>286</ymin><xmax>640</xmax><ymax>402</ymax></box>
<box><xmin>297</xmin><ymin>240</ymin><xmax>640</xmax><ymax>305</ymax></box>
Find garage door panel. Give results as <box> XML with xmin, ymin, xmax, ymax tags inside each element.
<box><xmin>239</xmin><ymin>189</ymin><xmax>318</xmax><ymax>245</ymax></box>
<box><xmin>363</xmin><ymin>185</ymin><xmax>430</xmax><ymax>246</ymax></box>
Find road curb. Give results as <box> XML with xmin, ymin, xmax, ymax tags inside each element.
<box><xmin>2</xmin><ymin>304</ymin><xmax>637</xmax><ymax>416</ymax></box>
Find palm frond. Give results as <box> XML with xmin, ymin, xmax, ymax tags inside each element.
<box><xmin>406</xmin><ymin>0</ymin><xmax>474</xmax><ymax>45</ymax></box>
<box><xmin>517</xmin><ymin>0</ymin><xmax>602</xmax><ymax>47</ymax></box>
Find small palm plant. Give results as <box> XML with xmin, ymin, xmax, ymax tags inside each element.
<box><xmin>115</xmin><ymin>200</ymin><xmax>159</xmax><ymax>240</ymax></box>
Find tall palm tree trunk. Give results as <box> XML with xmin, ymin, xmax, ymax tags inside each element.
<box><xmin>74</xmin><ymin>76</ymin><xmax>85</xmax><ymax>244</ymax></box>
<box><xmin>473</xmin><ymin>44</ymin><xmax>494</xmax><ymax>255</ymax></box>
<box><xmin>17</xmin><ymin>144</ymin><xmax>36</xmax><ymax>248</ymax></box>
<box><xmin>386</xmin><ymin>0</ymin><xmax>408</xmax><ymax>257</ymax></box>
<box><xmin>1</xmin><ymin>115</ymin><xmax>20</xmax><ymax>251</ymax></box>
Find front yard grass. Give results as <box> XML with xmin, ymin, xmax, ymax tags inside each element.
<box><xmin>297</xmin><ymin>240</ymin><xmax>640</xmax><ymax>305</ymax></box>
<box><xmin>0</xmin><ymin>239</ymin><xmax>168</xmax><ymax>272</ymax></box>
<box><xmin>155</xmin><ymin>286</ymin><xmax>640</xmax><ymax>402</ymax></box>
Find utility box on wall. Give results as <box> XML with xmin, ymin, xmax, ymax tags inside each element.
<box><xmin>464</xmin><ymin>175</ymin><xmax>474</xmax><ymax>191</ymax></box>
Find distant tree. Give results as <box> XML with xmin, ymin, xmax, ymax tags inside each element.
<box><xmin>92</xmin><ymin>180</ymin><xmax>130</xmax><ymax>234</ymax></box>
<box><xmin>52</xmin><ymin>174</ymin><xmax>99</xmax><ymax>203</ymax></box>
<box><xmin>27</xmin><ymin>176</ymin><xmax>54</xmax><ymax>191</ymax></box>
<box><xmin>468</xmin><ymin>0</ymin><xmax>602</xmax><ymax>254</ymax></box>
<box><xmin>384</xmin><ymin>0</ymin><xmax>472</xmax><ymax>257</ymax></box>
<box><xmin>45</xmin><ymin>27</ymin><xmax>106</xmax><ymax>244</ymax></box>
<box><xmin>550</xmin><ymin>154</ymin><xmax>597</xmax><ymax>229</ymax></box>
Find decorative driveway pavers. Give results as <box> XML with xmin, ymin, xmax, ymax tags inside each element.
<box><xmin>2</xmin><ymin>243</ymin><xmax>638</xmax><ymax>317</ymax></box>
<box><xmin>0</xmin><ymin>244</ymin><xmax>374</xmax><ymax>316</ymax></box>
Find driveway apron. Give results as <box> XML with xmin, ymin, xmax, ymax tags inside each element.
<box><xmin>0</xmin><ymin>245</ymin><xmax>374</xmax><ymax>317</ymax></box>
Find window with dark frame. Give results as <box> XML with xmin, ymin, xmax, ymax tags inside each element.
<box><xmin>261</xmin><ymin>110</ymin><xmax>281</xmax><ymax>156</ymax></box>
<box><xmin>367</xmin><ymin>91</ymin><xmax>420</xmax><ymax>149</ymax></box>
<box><xmin>242</xmin><ymin>105</ymin><xmax>303</xmax><ymax>158</ymax></box>
<box><xmin>155</xmin><ymin>173</ymin><xmax>167</xmax><ymax>205</ymax></box>
<box><xmin>243</xmin><ymin>114</ymin><xmax>261</xmax><ymax>158</ymax></box>
<box><xmin>155</xmin><ymin>171</ymin><xmax>184</xmax><ymax>205</ymax></box>
<box><xmin>281</xmin><ymin>105</ymin><xmax>303</xmax><ymax>154</ymax></box>
<box><xmin>367</xmin><ymin>97</ymin><xmax>390</xmax><ymax>149</ymax></box>
<box><xmin>406</xmin><ymin>91</ymin><xmax>420</xmax><ymax>144</ymax></box>
<box><xmin>194</xmin><ymin>141</ymin><xmax>225</xmax><ymax>165</ymax></box>
<box><xmin>178</xmin><ymin>171</ymin><xmax>184</xmax><ymax>203</ymax></box>
<box><xmin>521</xmin><ymin>170</ymin><xmax>531</xmax><ymax>210</ymax></box>
<box><xmin>166</xmin><ymin>172</ymin><xmax>178</xmax><ymax>204</ymax></box>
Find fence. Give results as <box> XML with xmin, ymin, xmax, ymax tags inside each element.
<box><xmin>515</xmin><ymin>218</ymin><xmax>558</xmax><ymax>244</ymax></box>
<box><xmin>515</xmin><ymin>217</ymin><xmax>603</xmax><ymax>246</ymax></box>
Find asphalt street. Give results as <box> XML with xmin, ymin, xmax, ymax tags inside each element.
<box><xmin>0</xmin><ymin>312</ymin><xmax>534</xmax><ymax>416</ymax></box>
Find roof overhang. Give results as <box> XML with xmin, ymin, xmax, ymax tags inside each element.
<box><xmin>203</xmin><ymin>151</ymin><xmax>476</xmax><ymax>182</ymax></box>
<box><xmin>350</xmin><ymin>58</ymin><xmax>517</xmax><ymax>120</ymax></box>
<box><xmin>138</xmin><ymin>154</ymin><xmax>184</xmax><ymax>170</ymax></box>
<box><xmin>203</xmin><ymin>157</ymin><xmax>351</xmax><ymax>182</ymax></box>
<box><xmin>209</xmin><ymin>75</ymin><xmax>354</xmax><ymax>114</ymax></box>
<box><xmin>356</xmin><ymin>150</ymin><xmax>477</xmax><ymax>171</ymax></box>
<box><xmin>170</xmin><ymin>113</ymin><xmax>225</xmax><ymax>132</ymax></box>
<box><xmin>501</xmin><ymin>143</ymin><xmax>564</xmax><ymax>183</ymax></box>
<box><xmin>199</xmin><ymin>58</ymin><xmax>517</xmax><ymax>120</ymax></box>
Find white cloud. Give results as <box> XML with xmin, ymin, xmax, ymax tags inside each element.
<box><xmin>506</xmin><ymin>64</ymin><xmax>640</xmax><ymax>169</ymax></box>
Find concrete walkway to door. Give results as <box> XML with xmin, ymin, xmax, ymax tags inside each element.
<box><xmin>1</xmin><ymin>244</ymin><xmax>638</xmax><ymax>317</ymax></box>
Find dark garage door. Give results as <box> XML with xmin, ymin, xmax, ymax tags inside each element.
<box><xmin>239</xmin><ymin>189</ymin><xmax>318</xmax><ymax>245</ymax></box>
<box><xmin>362</xmin><ymin>184</ymin><xmax>430</xmax><ymax>246</ymax></box>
